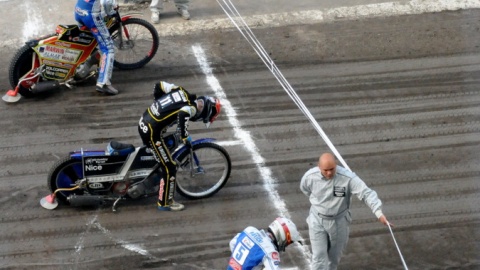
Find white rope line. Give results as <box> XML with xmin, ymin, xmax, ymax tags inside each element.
<box><xmin>216</xmin><ymin>0</ymin><xmax>408</xmax><ymax>269</ymax></box>
<box><xmin>388</xmin><ymin>222</ymin><xmax>409</xmax><ymax>270</ymax></box>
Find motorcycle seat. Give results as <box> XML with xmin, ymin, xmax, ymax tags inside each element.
<box><xmin>56</xmin><ymin>24</ymin><xmax>95</xmax><ymax>45</ymax></box>
<box><xmin>107</xmin><ymin>141</ymin><xmax>135</xmax><ymax>156</ymax></box>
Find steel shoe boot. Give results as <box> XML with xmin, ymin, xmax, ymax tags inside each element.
<box><xmin>157</xmin><ymin>201</ymin><xmax>185</xmax><ymax>211</ymax></box>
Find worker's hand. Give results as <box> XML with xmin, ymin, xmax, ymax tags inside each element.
<box><xmin>183</xmin><ymin>136</ymin><xmax>192</xmax><ymax>148</ymax></box>
<box><xmin>379</xmin><ymin>215</ymin><xmax>393</xmax><ymax>227</ymax></box>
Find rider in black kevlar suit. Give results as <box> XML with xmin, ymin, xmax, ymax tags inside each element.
<box><xmin>138</xmin><ymin>81</ymin><xmax>221</xmax><ymax>211</ymax></box>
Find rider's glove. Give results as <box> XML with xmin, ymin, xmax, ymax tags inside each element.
<box><xmin>183</xmin><ymin>136</ymin><xmax>192</xmax><ymax>148</ymax></box>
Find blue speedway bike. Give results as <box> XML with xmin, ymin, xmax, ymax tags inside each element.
<box><xmin>40</xmin><ymin>133</ymin><xmax>231</xmax><ymax>211</ymax></box>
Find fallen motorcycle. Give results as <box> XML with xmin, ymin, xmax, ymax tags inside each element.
<box><xmin>3</xmin><ymin>7</ymin><xmax>159</xmax><ymax>103</ymax></box>
<box><xmin>40</xmin><ymin>133</ymin><xmax>231</xmax><ymax>211</ymax></box>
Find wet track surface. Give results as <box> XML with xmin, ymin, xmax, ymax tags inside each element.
<box><xmin>0</xmin><ymin>5</ymin><xmax>479</xmax><ymax>270</ymax></box>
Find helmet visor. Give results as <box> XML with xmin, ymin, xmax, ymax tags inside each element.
<box><xmin>208</xmin><ymin>97</ymin><xmax>221</xmax><ymax>124</ymax></box>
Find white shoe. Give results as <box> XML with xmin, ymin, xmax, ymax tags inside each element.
<box><xmin>177</xmin><ymin>8</ymin><xmax>190</xmax><ymax>20</ymax></box>
<box><xmin>157</xmin><ymin>200</ymin><xmax>185</xmax><ymax>211</ymax></box>
<box><xmin>151</xmin><ymin>12</ymin><xmax>160</xmax><ymax>24</ymax></box>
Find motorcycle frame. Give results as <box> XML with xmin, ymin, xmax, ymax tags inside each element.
<box><xmin>71</xmin><ymin>138</ymin><xmax>217</xmax><ymax>185</ymax></box>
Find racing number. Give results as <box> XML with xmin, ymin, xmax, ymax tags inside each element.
<box><xmin>232</xmin><ymin>244</ymin><xmax>249</xmax><ymax>264</ymax></box>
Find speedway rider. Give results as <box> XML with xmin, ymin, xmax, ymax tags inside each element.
<box><xmin>227</xmin><ymin>217</ymin><xmax>302</xmax><ymax>270</ymax></box>
<box><xmin>74</xmin><ymin>0</ymin><xmax>119</xmax><ymax>95</ymax></box>
<box><xmin>138</xmin><ymin>81</ymin><xmax>221</xmax><ymax>211</ymax></box>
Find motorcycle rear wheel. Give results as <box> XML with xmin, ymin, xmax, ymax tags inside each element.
<box><xmin>110</xmin><ymin>18</ymin><xmax>159</xmax><ymax>70</ymax></box>
<box><xmin>8</xmin><ymin>44</ymin><xmax>38</xmax><ymax>98</ymax></box>
<box><xmin>175</xmin><ymin>142</ymin><xmax>231</xmax><ymax>199</ymax></box>
<box><xmin>47</xmin><ymin>156</ymin><xmax>84</xmax><ymax>204</ymax></box>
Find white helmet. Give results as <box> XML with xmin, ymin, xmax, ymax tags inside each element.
<box><xmin>268</xmin><ymin>217</ymin><xmax>301</xmax><ymax>251</ymax></box>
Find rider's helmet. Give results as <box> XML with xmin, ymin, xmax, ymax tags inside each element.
<box><xmin>267</xmin><ymin>217</ymin><xmax>302</xmax><ymax>251</ymax></box>
<box><xmin>192</xmin><ymin>96</ymin><xmax>221</xmax><ymax>128</ymax></box>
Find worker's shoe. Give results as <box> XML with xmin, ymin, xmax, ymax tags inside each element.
<box><xmin>177</xmin><ymin>8</ymin><xmax>190</xmax><ymax>20</ymax></box>
<box><xmin>157</xmin><ymin>201</ymin><xmax>185</xmax><ymax>211</ymax></box>
<box><xmin>151</xmin><ymin>12</ymin><xmax>160</xmax><ymax>24</ymax></box>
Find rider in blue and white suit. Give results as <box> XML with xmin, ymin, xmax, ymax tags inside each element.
<box><xmin>227</xmin><ymin>217</ymin><xmax>302</xmax><ymax>270</ymax></box>
<box><xmin>74</xmin><ymin>0</ymin><xmax>119</xmax><ymax>95</ymax></box>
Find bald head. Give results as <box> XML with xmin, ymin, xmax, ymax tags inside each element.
<box><xmin>318</xmin><ymin>153</ymin><xmax>337</xmax><ymax>179</ymax></box>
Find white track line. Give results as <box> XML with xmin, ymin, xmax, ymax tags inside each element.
<box><xmin>73</xmin><ymin>214</ymin><xmax>157</xmax><ymax>267</ymax></box>
<box><xmin>192</xmin><ymin>44</ymin><xmax>311</xmax><ymax>268</ymax></box>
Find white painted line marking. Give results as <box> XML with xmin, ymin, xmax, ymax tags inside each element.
<box><xmin>94</xmin><ymin>221</ymin><xmax>154</xmax><ymax>258</ymax></box>
<box><xmin>216</xmin><ymin>140</ymin><xmax>244</xmax><ymax>146</ymax></box>
<box><xmin>74</xmin><ymin>215</ymin><xmax>158</xmax><ymax>264</ymax></box>
<box><xmin>192</xmin><ymin>44</ymin><xmax>310</xmax><ymax>268</ymax></box>
<box><xmin>192</xmin><ymin>44</ymin><xmax>290</xmax><ymax>212</ymax></box>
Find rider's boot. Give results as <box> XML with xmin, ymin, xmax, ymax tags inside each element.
<box><xmin>96</xmin><ymin>83</ymin><xmax>119</xmax><ymax>95</ymax></box>
<box><xmin>157</xmin><ymin>200</ymin><xmax>185</xmax><ymax>211</ymax></box>
<box><xmin>157</xmin><ymin>176</ymin><xmax>184</xmax><ymax>211</ymax></box>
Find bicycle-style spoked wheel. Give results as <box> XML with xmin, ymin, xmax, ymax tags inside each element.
<box><xmin>110</xmin><ymin>18</ymin><xmax>159</xmax><ymax>70</ymax></box>
<box><xmin>175</xmin><ymin>142</ymin><xmax>231</xmax><ymax>199</ymax></box>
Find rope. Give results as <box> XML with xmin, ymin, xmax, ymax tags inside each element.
<box><xmin>388</xmin><ymin>222</ymin><xmax>409</xmax><ymax>269</ymax></box>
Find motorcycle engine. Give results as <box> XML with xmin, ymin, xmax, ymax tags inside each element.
<box><xmin>75</xmin><ymin>63</ymin><xmax>90</xmax><ymax>79</ymax></box>
<box><xmin>127</xmin><ymin>182</ymin><xmax>146</xmax><ymax>199</ymax></box>
<box><xmin>112</xmin><ymin>182</ymin><xmax>128</xmax><ymax>195</ymax></box>
<box><xmin>127</xmin><ymin>173</ymin><xmax>160</xmax><ymax>198</ymax></box>
<box><xmin>75</xmin><ymin>51</ymin><xmax>99</xmax><ymax>79</ymax></box>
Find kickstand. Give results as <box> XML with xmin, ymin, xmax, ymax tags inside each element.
<box><xmin>112</xmin><ymin>197</ymin><xmax>122</xmax><ymax>212</ymax></box>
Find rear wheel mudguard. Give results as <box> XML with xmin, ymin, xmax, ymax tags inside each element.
<box><xmin>121</xmin><ymin>13</ymin><xmax>142</xmax><ymax>21</ymax></box>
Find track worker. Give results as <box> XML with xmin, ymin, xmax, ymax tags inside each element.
<box><xmin>138</xmin><ymin>81</ymin><xmax>221</xmax><ymax>211</ymax></box>
<box><xmin>300</xmin><ymin>152</ymin><xmax>392</xmax><ymax>270</ymax></box>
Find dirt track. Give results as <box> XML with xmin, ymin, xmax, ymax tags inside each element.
<box><xmin>0</xmin><ymin>5</ymin><xmax>479</xmax><ymax>270</ymax></box>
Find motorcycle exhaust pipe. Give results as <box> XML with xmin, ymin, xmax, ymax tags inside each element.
<box><xmin>67</xmin><ymin>195</ymin><xmax>105</xmax><ymax>207</ymax></box>
<box><xmin>30</xmin><ymin>81</ymin><xmax>61</xmax><ymax>93</ymax></box>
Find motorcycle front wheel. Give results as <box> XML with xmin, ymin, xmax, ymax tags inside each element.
<box><xmin>47</xmin><ymin>156</ymin><xmax>84</xmax><ymax>204</ymax></box>
<box><xmin>110</xmin><ymin>18</ymin><xmax>159</xmax><ymax>70</ymax></box>
<box><xmin>175</xmin><ymin>142</ymin><xmax>231</xmax><ymax>199</ymax></box>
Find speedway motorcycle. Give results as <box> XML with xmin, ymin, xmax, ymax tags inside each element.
<box><xmin>40</xmin><ymin>133</ymin><xmax>232</xmax><ymax>211</ymax></box>
<box><xmin>3</xmin><ymin>7</ymin><xmax>159</xmax><ymax>103</ymax></box>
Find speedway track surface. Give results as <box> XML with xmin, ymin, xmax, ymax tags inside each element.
<box><xmin>0</xmin><ymin>5</ymin><xmax>479</xmax><ymax>270</ymax></box>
